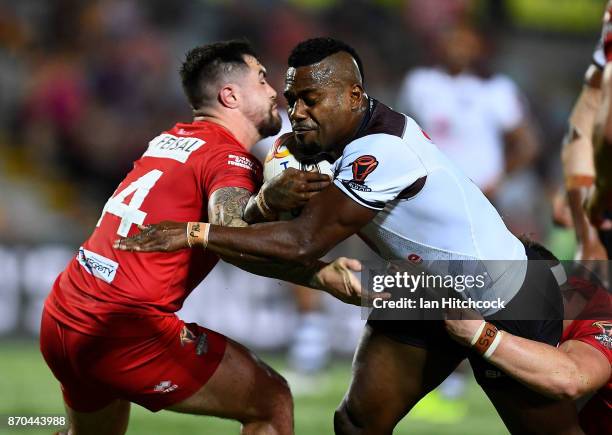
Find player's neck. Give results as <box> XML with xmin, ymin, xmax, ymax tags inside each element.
<box><xmin>192</xmin><ymin>112</ymin><xmax>258</xmax><ymax>150</ymax></box>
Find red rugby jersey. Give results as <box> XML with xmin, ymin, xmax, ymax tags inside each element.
<box><xmin>562</xmin><ymin>319</ymin><xmax>612</xmax><ymax>435</ymax></box>
<box><xmin>44</xmin><ymin>120</ymin><xmax>262</xmax><ymax>336</ymax></box>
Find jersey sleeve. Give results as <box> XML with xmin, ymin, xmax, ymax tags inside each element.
<box><xmin>202</xmin><ymin>143</ymin><xmax>263</xmax><ymax>197</ymax></box>
<box><xmin>333</xmin><ymin>134</ymin><xmax>427</xmax><ymax>211</ymax></box>
<box><xmin>567</xmin><ymin>320</ymin><xmax>612</xmax><ymax>364</ymax></box>
<box><xmin>488</xmin><ymin>75</ymin><xmax>525</xmax><ymax>132</ymax></box>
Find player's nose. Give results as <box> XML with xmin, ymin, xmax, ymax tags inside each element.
<box><xmin>290</xmin><ymin>99</ymin><xmax>307</xmax><ymax>121</ymax></box>
<box><xmin>267</xmin><ymin>83</ymin><xmax>277</xmax><ymax>100</ymax></box>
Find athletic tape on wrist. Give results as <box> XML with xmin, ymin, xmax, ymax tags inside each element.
<box><xmin>186</xmin><ymin>222</ymin><xmax>210</xmax><ymax>249</ymax></box>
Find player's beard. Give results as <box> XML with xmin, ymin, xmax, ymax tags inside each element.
<box><xmin>257</xmin><ymin>106</ymin><xmax>282</xmax><ymax>138</ymax></box>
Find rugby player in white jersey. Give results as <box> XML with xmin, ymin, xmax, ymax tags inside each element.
<box><xmin>117</xmin><ymin>38</ymin><xmax>581</xmax><ymax>434</ymax></box>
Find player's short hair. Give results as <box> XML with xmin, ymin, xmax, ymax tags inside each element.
<box><xmin>180</xmin><ymin>40</ymin><xmax>257</xmax><ymax>109</ymax></box>
<box><xmin>288</xmin><ymin>37</ymin><xmax>365</xmax><ymax>84</ymax></box>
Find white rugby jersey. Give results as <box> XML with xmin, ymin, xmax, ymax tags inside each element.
<box><xmin>333</xmin><ymin>100</ymin><xmax>527</xmax><ymax>312</ymax></box>
<box><xmin>396</xmin><ymin>68</ymin><xmax>524</xmax><ymax>191</ymax></box>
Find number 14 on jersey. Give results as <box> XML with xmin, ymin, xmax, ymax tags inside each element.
<box><xmin>96</xmin><ymin>170</ymin><xmax>163</xmax><ymax>236</ymax></box>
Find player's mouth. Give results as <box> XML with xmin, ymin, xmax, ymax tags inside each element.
<box><xmin>293</xmin><ymin>127</ymin><xmax>316</xmax><ymax>134</ymax></box>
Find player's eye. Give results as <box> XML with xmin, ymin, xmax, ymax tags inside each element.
<box><xmin>304</xmin><ymin>96</ymin><xmax>317</xmax><ymax>106</ymax></box>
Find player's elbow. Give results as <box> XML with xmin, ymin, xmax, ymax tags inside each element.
<box><xmin>554</xmin><ymin>377</ymin><xmax>583</xmax><ymax>401</ymax></box>
<box><xmin>292</xmin><ymin>242</ymin><xmax>319</xmax><ymax>265</ymax></box>
<box><xmin>287</xmin><ymin>234</ymin><xmax>325</xmax><ymax>265</ymax></box>
<box><xmin>548</xmin><ymin>367</ymin><xmax>586</xmax><ymax>401</ymax></box>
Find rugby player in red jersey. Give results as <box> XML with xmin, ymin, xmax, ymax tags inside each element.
<box><xmin>40</xmin><ymin>40</ymin><xmax>363</xmax><ymax>435</ymax></box>
<box><xmin>117</xmin><ymin>38</ymin><xmax>583</xmax><ymax>434</ymax></box>
<box><xmin>445</xmin><ymin>242</ymin><xmax>611</xmax><ymax>435</ymax></box>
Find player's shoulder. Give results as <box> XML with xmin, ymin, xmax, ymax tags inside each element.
<box><xmin>483</xmin><ymin>73</ymin><xmax>519</xmax><ymax>93</ymax></box>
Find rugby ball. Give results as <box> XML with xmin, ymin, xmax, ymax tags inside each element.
<box><xmin>263</xmin><ymin>133</ymin><xmax>334</xmax><ymax>219</ymax></box>
<box><xmin>263</xmin><ymin>134</ymin><xmax>334</xmax><ymax>181</ymax></box>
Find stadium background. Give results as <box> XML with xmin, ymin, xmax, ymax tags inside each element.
<box><xmin>0</xmin><ymin>0</ymin><xmax>605</xmax><ymax>433</ymax></box>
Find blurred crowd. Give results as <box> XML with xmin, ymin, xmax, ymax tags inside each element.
<box><xmin>0</xmin><ymin>0</ymin><xmax>605</xmax><ymax>249</ymax></box>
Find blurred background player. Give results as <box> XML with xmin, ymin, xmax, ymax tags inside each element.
<box><xmin>397</xmin><ymin>21</ymin><xmax>541</xmax><ymax>236</ymax></box>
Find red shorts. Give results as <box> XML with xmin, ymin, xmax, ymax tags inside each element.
<box><xmin>40</xmin><ymin>308</ymin><xmax>227</xmax><ymax>412</ymax></box>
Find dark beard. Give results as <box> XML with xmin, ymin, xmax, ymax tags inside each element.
<box><xmin>257</xmin><ymin>109</ymin><xmax>282</xmax><ymax>138</ymax></box>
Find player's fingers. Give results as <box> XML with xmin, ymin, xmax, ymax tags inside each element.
<box><xmin>363</xmin><ymin>291</ymin><xmax>391</xmax><ymax>306</ymax></box>
<box><xmin>304</xmin><ymin>180</ymin><xmax>331</xmax><ymax>192</ymax></box>
<box><xmin>302</xmin><ymin>171</ymin><xmax>331</xmax><ymax>182</ymax></box>
<box><xmin>340</xmin><ymin>257</ymin><xmax>362</xmax><ymax>272</ymax></box>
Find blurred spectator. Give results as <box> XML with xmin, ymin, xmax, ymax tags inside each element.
<box><xmin>396</xmin><ymin>21</ymin><xmax>543</xmax><ymax>237</ymax></box>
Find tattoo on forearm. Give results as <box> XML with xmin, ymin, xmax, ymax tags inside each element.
<box><xmin>208</xmin><ymin>187</ymin><xmax>251</xmax><ymax>227</ymax></box>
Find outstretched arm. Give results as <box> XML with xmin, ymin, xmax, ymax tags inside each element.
<box><xmin>118</xmin><ymin>184</ymin><xmax>377</xmax><ymax>265</ymax></box>
<box><xmin>123</xmin><ymin>186</ymin><xmax>367</xmax><ymax>304</ymax></box>
<box><xmin>588</xmin><ymin>61</ymin><xmax>612</xmax><ymax>228</ymax></box>
<box><xmin>445</xmin><ymin>319</ymin><xmax>611</xmax><ymax>400</ymax></box>
<box><xmin>561</xmin><ymin>65</ymin><xmax>608</xmax><ymax>258</ymax></box>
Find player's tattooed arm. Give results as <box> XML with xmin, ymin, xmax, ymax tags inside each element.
<box><xmin>208</xmin><ymin>187</ymin><xmax>251</xmax><ymax>228</ymax></box>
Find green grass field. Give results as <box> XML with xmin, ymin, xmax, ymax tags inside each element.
<box><xmin>0</xmin><ymin>340</ymin><xmax>508</xmax><ymax>435</ymax></box>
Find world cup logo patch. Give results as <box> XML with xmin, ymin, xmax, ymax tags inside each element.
<box><xmin>593</xmin><ymin>321</ymin><xmax>612</xmax><ymax>336</ymax></box>
<box><xmin>351</xmin><ymin>155</ymin><xmax>378</xmax><ymax>183</ymax></box>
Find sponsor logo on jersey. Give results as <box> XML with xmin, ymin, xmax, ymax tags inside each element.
<box><xmin>77</xmin><ymin>247</ymin><xmax>119</xmax><ymax>284</ymax></box>
<box><xmin>153</xmin><ymin>380</ymin><xmax>178</xmax><ymax>394</ymax></box>
<box><xmin>592</xmin><ymin>321</ymin><xmax>612</xmax><ymax>336</ymax></box>
<box><xmin>351</xmin><ymin>155</ymin><xmax>378</xmax><ymax>183</ymax></box>
<box><xmin>228</xmin><ymin>154</ymin><xmax>257</xmax><ymax>172</ymax></box>
<box><xmin>143</xmin><ymin>133</ymin><xmax>205</xmax><ymax>163</ymax></box>
<box><xmin>593</xmin><ymin>321</ymin><xmax>612</xmax><ymax>348</ymax></box>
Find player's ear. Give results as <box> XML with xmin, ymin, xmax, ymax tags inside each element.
<box><xmin>218</xmin><ymin>84</ymin><xmax>239</xmax><ymax>109</ymax></box>
<box><xmin>349</xmin><ymin>83</ymin><xmax>365</xmax><ymax>112</ymax></box>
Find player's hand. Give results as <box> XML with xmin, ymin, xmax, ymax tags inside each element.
<box><xmin>315</xmin><ymin>257</ymin><xmax>364</xmax><ymax>305</ymax></box>
<box><xmin>314</xmin><ymin>257</ymin><xmax>390</xmax><ymax>306</ymax></box>
<box><xmin>263</xmin><ymin>167</ymin><xmax>331</xmax><ymax>212</ymax></box>
<box><xmin>585</xmin><ymin>186</ymin><xmax>612</xmax><ymax>230</ymax></box>
<box><xmin>443</xmin><ymin>308</ymin><xmax>484</xmax><ymax>347</ymax></box>
<box><xmin>113</xmin><ymin>221</ymin><xmax>189</xmax><ymax>252</ymax></box>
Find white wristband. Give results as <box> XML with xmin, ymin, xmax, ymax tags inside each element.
<box><xmin>483</xmin><ymin>331</ymin><xmax>504</xmax><ymax>360</ymax></box>
<box><xmin>470</xmin><ymin>321</ymin><xmax>487</xmax><ymax>346</ymax></box>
